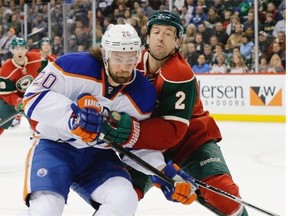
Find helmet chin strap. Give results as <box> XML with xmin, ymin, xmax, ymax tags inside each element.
<box><xmin>145</xmin><ymin>44</ymin><xmax>179</xmax><ymax>61</ymax></box>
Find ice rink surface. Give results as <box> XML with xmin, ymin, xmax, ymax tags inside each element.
<box><xmin>0</xmin><ymin>119</ymin><xmax>285</xmax><ymax>216</ymax></box>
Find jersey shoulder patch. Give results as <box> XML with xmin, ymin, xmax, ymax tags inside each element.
<box><xmin>54</xmin><ymin>52</ymin><xmax>103</xmax><ymax>80</ymax></box>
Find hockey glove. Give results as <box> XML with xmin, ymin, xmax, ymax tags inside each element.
<box><xmin>151</xmin><ymin>161</ymin><xmax>198</xmax><ymax>205</ymax></box>
<box><xmin>70</xmin><ymin>93</ymin><xmax>103</xmax><ymax>142</ymax></box>
<box><xmin>102</xmin><ymin>111</ymin><xmax>140</xmax><ymax>148</ymax></box>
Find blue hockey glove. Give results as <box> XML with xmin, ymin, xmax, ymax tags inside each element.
<box><xmin>70</xmin><ymin>93</ymin><xmax>103</xmax><ymax>142</ymax></box>
<box><xmin>102</xmin><ymin>111</ymin><xmax>140</xmax><ymax>148</ymax></box>
<box><xmin>151</xmin><ymin>161</ymin><xmax>198</xmax><ymax>205</ymax></box>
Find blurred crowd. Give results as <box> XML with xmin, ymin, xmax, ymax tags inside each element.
<box><xmin>0</xmin><ymin>0</ymin><xmax>286</xmax><ymax>73</ymax></box>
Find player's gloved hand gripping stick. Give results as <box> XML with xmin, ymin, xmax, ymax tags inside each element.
<box><xmin>69</xmin><ymin>93</ymin><xmax>103</xmax><ymax>142</ymax></box>
<box><xmin>152</xmin><ymin>161</ymin><xmax>198</xmax><ymax>205</ymax></box>
<box><xmin>102</xmin><ymin>111</ymin><xmax>140</xmax><ymax>148</ymax></box>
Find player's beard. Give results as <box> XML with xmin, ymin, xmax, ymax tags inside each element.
<box><xmin>109</xmin><ymin>71</ymin><xmax>131</xmax><ymax>84</ymax></box>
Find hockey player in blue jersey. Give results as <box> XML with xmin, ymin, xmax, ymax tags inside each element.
<box><xmin>19</xmin><ymin>24</ymin><xmax>157</xmax><ymax>216</ymax></box>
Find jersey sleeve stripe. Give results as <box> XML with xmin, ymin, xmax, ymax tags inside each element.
<box><xmin>26</xmin><ymin>90</ymin><xmax>49</xmax><ymax>118</ymax></box>
<box><xmin>162</xmin><ymin>115</ymin><xmax>190</xmax><ymax>126</ymax></box>
<box><xmin>159</xmin><ymin>72</ymin><xmax>195</xmax><ymax>83</ymax></box>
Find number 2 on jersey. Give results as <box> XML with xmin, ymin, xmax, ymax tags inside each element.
<box><xmin>175</xmin><ymin>91</ymin><xmax>185</xmax><ymax>110</ymax></box>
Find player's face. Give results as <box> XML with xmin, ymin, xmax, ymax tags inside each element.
<box><xmin>148</xmin><ymin>25</ymin><xmax>179</xmax><ymax>59</ymax></box>
<box><xmin>108</xmin><ymin>51</ymin><xmax>138</xmax><ymax>84</ymax></box>
<box><xmin>12</xmin><ymin>46</ymin><xmax>27</xmax><ymax>63</ymax></box>
<box><xmin>41</xmin><ymin>42</ymin><xmax>51</xmax><ymax>52</ymax></box>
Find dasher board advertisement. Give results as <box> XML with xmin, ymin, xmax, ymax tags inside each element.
<box><xmin>196</xmin><ymin>74</ymin><xmax>286</xmax><ymax>122</ymax></box>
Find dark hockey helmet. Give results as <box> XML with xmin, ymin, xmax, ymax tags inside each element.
<box><xmin>40</xmin><ymin>37</ymin><xmax>52</xmax><ymax>45</ymax></box>
<box><xmin>147</xmin><ymin>10</ymin><xmax>184</xmax><ymax>38</ymax></box>
<box><xmin>10</xmin><ymin>37</ymin><xmax>27</xmax><ymax>49</ymax></box>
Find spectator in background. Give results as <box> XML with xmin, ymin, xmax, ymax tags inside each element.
<box><xmin>131</xmin><ymin>1</ymin><xmax>141</xmax><ymax>16</ymax></box>
<box><xmin>211</xmin><ymin>0</ymin><xmax>225</xmax><ymax>19</ymax></box>
<box><xmin>229</xmin><ymin>52</ymin><xmax>248</xmax><ymax>73</ymax></box>
<box><xmin>182</xmin><ymin>23</ymin><xmax>196</xmax><ymax>44</ymax></box>
<box><xmin>196</xmin><ymin>0</ymin><xmax>208</xmax><ymax>14</ymax></box>
<box><xmin>192</xmin><ymin>54</ymin><xmax>211</xmax><ymax>73</ymax></box>
<box><xmin>141</xmin><ymin>0</ymin><xmax>155</xmax><ymax>17</ymax></box>
<box><xmin>263</xmin><ymin>13</ymin><xmax>276</xmax><ymax>36</ymax></box>
<box><xmin>9</xmin><ymin>13</ymin><xmax>22</xmax><ymax>35</ymax></box>
<box><xmin>266</xmin><ymin>2</ymin><xmax>283</xmax><ymax>21</ymax></box>
<box><xmin>96</xmin><ymin>9</ymin><xmax>105</xmax><ymax>27</ymax></box>
<box><xmin>258</xmin><ymin>55</ymin><xmax>269</xmax><ymax>72</ymax></box>
<box><xmin>139</xmin><ymin>24</ymin><xmax>147</xmax><ymax>47</ymax></box>
<box><xmin>211</xmin><ymin>43</ymin><xmax>228</xmax><ymax>65</ymax></box>
<box><xmin>174</xmin><ymin>0</ymin><xmax>185</xmax><ymax>12</ymax></box>
<box><xmin>0</xmin><ymin>28</ymin><xmax>16</xmax><ymax>66</ymax></box>
<box><xmin>222</xmin><ymin>10</ymin><xmax>232</xmax><ymax>29</ymax></box>
<box><xmin>67</xmin><ymin>35</ymin><xmax>78</xmax><ymax>53</ymax></box>
<box><xmin>209</xmin><ymin>35</ymin><xmax>219</xmax><ymax>50</ymax></box>
<box><xmin>102</xmin><ymin>17</ymin><xmax>112</xmax><ymax>32</ymax></box>
<box><xmin>194</xmin><ymin>33</ymin><xmax>205</xmax><ymax>54</ymax></box>
<box><xmin>186</xmin><ymin>42</ymin><xmax>199</xmax><ymax>67</ymax></box>
<box><xmin>258</xmin><ymin>31</ymin><xmax>270</xmax><ymax>55</ymax></box>
<box><xmin>190</xmin><ymin>6</ymin><xmax>207</xmax><ymax>28</ymax></box>
<box><xmin>126</xmin><ymin>17</ymin><xmax>141</xmax><ymax>36</ymax></box>
<box><xmin>51</xmin><ymin>35</ymin><xmax>64</xmax><ymax>56</ymax></box>
<box><xmin>213</xmin><ymin>22</ymin><xmax>229</xmax><ymax>45</ymax></box>
<box><xmin>205</xmin><ymin>7</ymin><xmax>222</xmax><ymax>29</ymax></box>
<box><xmin>186</xmin><ymin>0</ymin><xmax>195</xmax><ymax>16</ymax></box>
<box><xmin>180</xmin><ymin>6</ymin><xmax>193</xmax><ymax>27</ymax></box>
<box><xmin>240</xmin><ymin>33</ymin><xmax>254</xmax><ymax>58</ymax></box>
<box><xmin>243</xmin><ymin>11</ymin><xmax>263</xmax><ymax>40</ymax></box>
<box><xmin>226</xmin><ymin>14</ymin><xmax>240</xmax><ymax>36</ymax></box>
<box><xmin>197</xmin><ymin>23</ymin><xmax>214</xmax><ymax>44</ymax></box>
<box><xmin>51</xmin><ymin>4</ymin><xmax>63</xmax><ymax>37</ymax></box>
<box><xmin>226</xmin><ymin>23</ymin><xmax>243</xmax><ymax>50</ymax></box>
<box><xmin>210</xmin><ymin>52</ymin><xmax>228</xmax><ymax>73</ymax></box>
<box><xmin>95</xmin><ymin>28</ymin><xmax>103</xmax><ymax>47</ymax></box>
<box><xmin>203</xmin><ymin>44</ymin><xmax>214</xmax><ymax>66</ymax></box>
<box><xmin>234</xmin><ymin>0</ymin><xmax>252</xmax><ymax>22</ymax></box>
<box><xmin>267</xmin><ymin>54</ymin><xmax>285</xmax><ymax>73</ymax></box>
<box><xmin>273</xmin><ymin>8</ymin><xmax>286</xmax><ymax>36</ymax></box>
<box><xmin>135</xmin><ymin>7</ymin><xmax>148</xmax><ymax>27</ymax></box>
<box><xmin>267</xmin><ymin>39</ymin><xmax>285</xmax><ymax>63</ymax></box>
<box><xmin>31</xmin><ymin>14</ymin><xmax>48</xmax><ymax>39</ymax></box>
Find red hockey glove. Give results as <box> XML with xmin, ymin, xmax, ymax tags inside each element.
<box><xmin>151</xmin><ymin>161</ymin><xmax>198</xmax><ymax>205</ymax></box>
<box><xmin>70</xmin><ymin>93</ymin><xmax>103</xmax><ymax>142</ymax></box>
<box><xmin>102</xmin><ymin>111</ymin><xmax>140</xmax><ymax>148</ymax></box>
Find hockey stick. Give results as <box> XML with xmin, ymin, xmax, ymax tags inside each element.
<box><xmin>0</xmin><ymin>112</ymin><xmax>21</xmax><ymax>127</ymax></box>
<box><xmin>100</xmin><ymin>135</ymin><xmax>280</xmax><ymax>216</ymax></box>
<box><xmin>100</xmin><ymin>135</ymin><xmax>225</xmax><ymax>216</ymax></box>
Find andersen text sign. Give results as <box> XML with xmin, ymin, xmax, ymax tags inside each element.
<box><xmin>196</xmin><ymin>74</ymin><xmax>285</xmax><ymax>116</ymax></box>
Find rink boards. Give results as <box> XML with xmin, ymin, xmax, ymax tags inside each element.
<box><xmin>196</xmin><ymin>74</ymin><xmax>286</xmax><ymax>122</ymax></box>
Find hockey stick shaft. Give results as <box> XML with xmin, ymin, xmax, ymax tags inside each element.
<box><xmin>0</xmin><ymin>112</ymin><xmax>21</xmax><ymax>127</ymax></box>
<box><xmin>101</xmin><ymin>136</ymin><xmax>279</xmax><ymax>216</ymax></box>
<box><xmin>101</xmin><ymin>135</ymin><xmax>225</xmax><ymax>216</ymax></box>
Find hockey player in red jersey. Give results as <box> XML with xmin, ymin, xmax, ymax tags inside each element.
<box><xmin>102</xmin><ymin>10</ymin><xmax>249</xmax><ymax>215</ymax></box>
<box><xmin>0</xmin><ymin>37</ymin><xmax>46</xmax><ymax>135</ymax></box>
<box><xmin>35</xmin><ymin>37</ymin><xmax>57</xmax><ymax>62</ymax></box>
<box><xmin>9</xmin><ymin>37</ymin><xmax>57</xmax><ymax>128</ymax></box>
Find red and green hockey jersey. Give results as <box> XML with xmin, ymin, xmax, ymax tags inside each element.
<box><xmin>0</xmin><ymin>51</ymin><xmax>43</xmax><ymax>107</ymax></box>
<box><xmin>135</xmin><ymin>51</ymin><xmax>222</xmax><ymax>163</ymax></box>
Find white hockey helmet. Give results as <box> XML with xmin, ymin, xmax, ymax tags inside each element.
<box><xmin>101</xmin><ymin>23</ymin><xmax>141</xmax><ymax>63</ymax></box>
